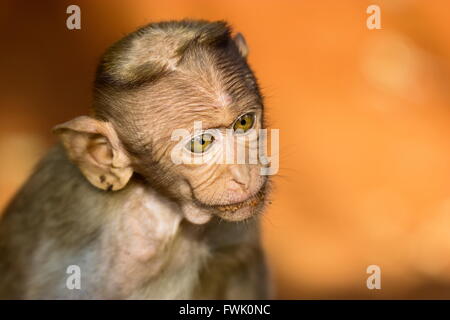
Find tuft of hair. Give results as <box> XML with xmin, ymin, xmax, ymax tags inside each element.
<box><xmin>94</xmin><ymin>20</ymin><xmax>234</xmax><ymax>91</ymax></box>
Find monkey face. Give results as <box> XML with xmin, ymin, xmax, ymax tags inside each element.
<box><xmin>177</xmin><ymin>119</ymin><xmax>270</xmax><ymax>223</ymax></box>
<box><xmin>144</xmin><ymin>104</ymin><xmax>270</xmax><ymax>224</ymax></box>
<box><xmin>107</xmin><ymin>64</ymin><xmax>272</xmax><ymax>224</ymax></box>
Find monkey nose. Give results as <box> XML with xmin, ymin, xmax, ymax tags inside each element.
<box><xmin>229</xmin><ymin>165</ymin><xmax>250</xmax><ymax>191</ymax></box>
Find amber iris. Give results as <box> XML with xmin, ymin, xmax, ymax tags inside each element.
<box><xmin>233</xmin><ymin>113</ymin><xmax>255</xmax><ymax>133</ymax></box>
<box><xmin>187</xmin><ymin>133</ymin><xmax>215</xmax><ymax>153</ymax></box>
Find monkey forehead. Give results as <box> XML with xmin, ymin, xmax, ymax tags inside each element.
<box><xmin>129</xmin><ymin>72</ymin><xmax>262</xmax><ymax>125</ymax></box>
<box><xmin>217</xmin><ymin>93</ymin><xmax>233</xmax><ymax>107</ymax></box>
<box><xmin>133</xmin><ymin>99</ymin><xmax>257</xmax><ymax>135</ymax></box>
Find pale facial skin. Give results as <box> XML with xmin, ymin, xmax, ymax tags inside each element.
<box><xmin>168</xmin><ymin>102</ymin><xmax>268</xmax><ymax>223</ymax></box>
<box><xmin>114</xmin><ymin>72</ymin><xmax>268</xmax><ymax>224</ymax></box>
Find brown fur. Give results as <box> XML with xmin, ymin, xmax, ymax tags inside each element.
<box><xmin>0</xmin><ymin>20</ymin><xmax>271</xmax><ymax>299</ymax></box>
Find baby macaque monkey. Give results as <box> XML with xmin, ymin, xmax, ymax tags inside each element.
<box><xmin>0</xmin><ymin>20</ymin><xmax>271</xmax><ymax>299</ymax></box>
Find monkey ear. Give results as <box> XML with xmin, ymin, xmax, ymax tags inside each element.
<box><xmin>53</xmin><ymin>116</ymin><xmax>133</xmax><ymax>191</ymax></box>
<box><xmin>233</xmin><ymin>33</ymin><xmax>249</xmax><ymax>58</ymax></box>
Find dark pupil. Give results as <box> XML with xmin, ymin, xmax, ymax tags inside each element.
<box><xmin>200</xmin><ymin>139</ymin><xmax>205</xmax><ymax>145</ymax></box>
<box><xmin>240</xmin><ymin>119</ymin><xmax>247</xmax><ymax>126</ymax></box>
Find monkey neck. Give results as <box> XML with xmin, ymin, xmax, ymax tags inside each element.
<box><xmin>108</xmin><ymin>176</ymin><xmax>261</xmax><ymax>247</ymax></box>
<box><xmin>97</xmin><ymin>174</ymin><xmax>261</xmax><ymax>298</ymax></box>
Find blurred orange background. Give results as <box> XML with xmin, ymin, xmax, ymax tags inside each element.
<box><xmin>1</xmin><ymin>0</ymin><xmax>450</xmax><ymax>299</ymax></box>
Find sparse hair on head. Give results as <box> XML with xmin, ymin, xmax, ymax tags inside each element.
<box><xmin>94</xmin><ymin>20</ymin><xmax>237</xmax><ymax>91</ymax></box>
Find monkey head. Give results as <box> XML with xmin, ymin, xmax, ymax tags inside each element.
<box><xmin>54</xmin><ymin>20</ymin><xmax>271</xmax><ymax>224</ymax></box>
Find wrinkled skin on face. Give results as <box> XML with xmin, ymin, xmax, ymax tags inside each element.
<box><xmin>115</xmin><ymin>64</ymin><xmax>270</xmax><ymax>224</ymax></box>
<box><xmin>56</xmin><ymin>20</ymin><xmax>270</xmax><ymax>224</ymax></box>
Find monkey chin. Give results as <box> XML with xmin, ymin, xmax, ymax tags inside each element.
<box><xmin>183</xmin><ymin>188</ymin><xmax>266</xmax><ymax>224</ymax></box>
<box><xmin>211</xmin><ymin>188</ymin><xmax>267</xmax><ymax>222</ymax></box>
<box><xmin>214</xmin><ymin>201</ymin><xmax>265</xmax><ymax>222</ymax></box>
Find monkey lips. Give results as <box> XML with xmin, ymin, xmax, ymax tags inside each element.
<box><xmin>193</xmin><ymin>186</ymin><xmax>267</xmax><ymax>222</ymax></box>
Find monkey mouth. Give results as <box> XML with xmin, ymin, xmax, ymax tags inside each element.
<box><xmin>213</xmin><ymin>188</ymin><xmax>266</xmax><ymax>213</ymax></box>
<box><xmin>192</xmin><ymin>185</ymin><xmax>266</xmax><ymax>215</ymax></box>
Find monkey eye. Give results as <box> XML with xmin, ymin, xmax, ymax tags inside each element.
<box><xmin>186</xmin><ymin>133</ymin><xmax>215</xmax><ymax>153</ymax></box>
<box><xmin>232</xmin><ymin>113</ymin><xmax>255</xmax><ymax>134</ymax></box>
